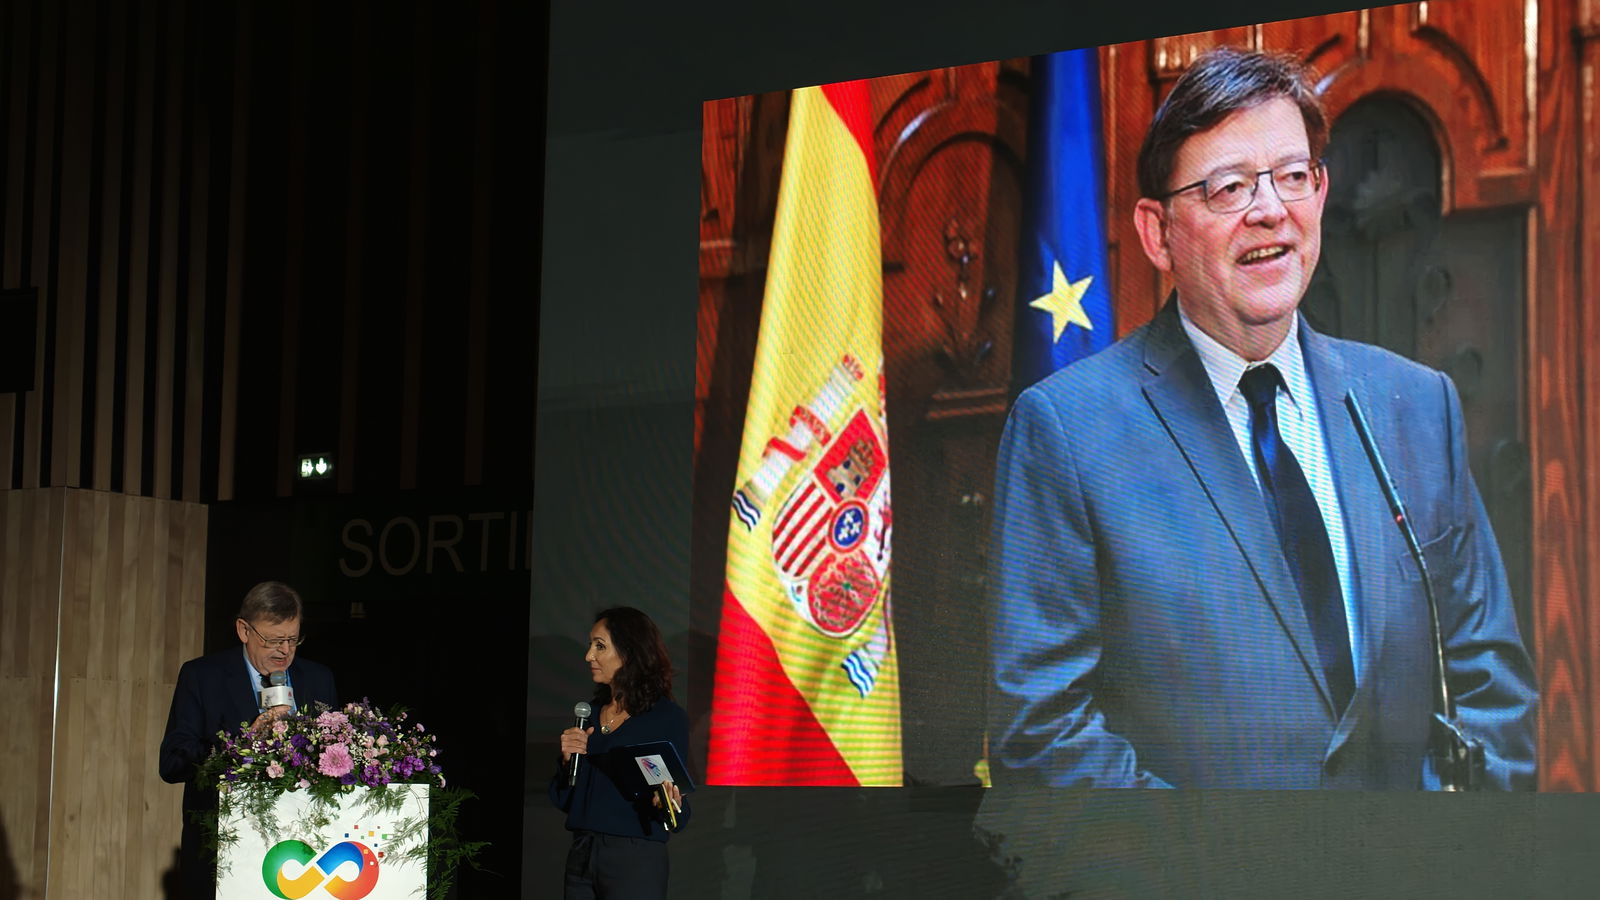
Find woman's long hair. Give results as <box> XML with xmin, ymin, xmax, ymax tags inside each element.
<box><xmin>591</xmin><ymin>606</ymin><xmax>674</xmax><ymax>714</ymax></box>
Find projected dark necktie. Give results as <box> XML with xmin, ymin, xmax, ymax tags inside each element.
<box><xmin>1239</xmin><ymin>363</ymin><xmax>1354</xmax><ymax>714</ymax></box>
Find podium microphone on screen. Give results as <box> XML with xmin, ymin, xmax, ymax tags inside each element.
<box><xmin>569</xmin><ymin>701</ymin><xmax>592</xmax><ymax>788</ymax></box>
<box><xmin>1345</xmin><ymin>392</ymin><xmax>1485</xmax><ymax>791</ymax></box>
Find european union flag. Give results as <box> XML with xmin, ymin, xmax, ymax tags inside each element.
<box><xmin>1014</xmin><ymin>48</ymin><xmax>1115</xmax><ymax>391</ymax></box>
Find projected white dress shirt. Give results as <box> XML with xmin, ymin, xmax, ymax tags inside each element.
<box><xmin>1178</xmin><ymin>307</ymin><xmax>1360</xmax><ymax>679</ymax></box>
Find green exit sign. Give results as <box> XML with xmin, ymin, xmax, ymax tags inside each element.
<box><xmin>297</xmin><ymin>453</ymin><xmax>334</xmax><ymax>480</ymax></box>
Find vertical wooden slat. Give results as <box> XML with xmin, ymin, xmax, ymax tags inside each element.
<box><xmin>1574</xmin><ymin>0</ymin><xmax>1600</xmax><ymax>791</ymax></box>
<box><xmin>1532</xmin><ymin>0</ymin><xmax>1590</xmax><ymax>791</ymax></box>
<box><xmin>21</xmin><ymin>1</ymin><xmax>61</xmax><ymax>489</ymax></box>
<box><xmin>399</xmin><ymin>1</ymin><xmax>432</xmax><ymax>490</ymax></box>
<box><xmin>150</xmin><ymin>4</ymin><xmax>188</xmax><ymax>500</ymax></box>
<box><xmin>0</xmin><ymin>1</ymin><xmax>30</xmax><ymax>490</ymax></box>
<box><xmin>462</xmin><ymin>0</ymin><xmax>494</xmax><ymax>487</ymax></box>
<box><xmin>337</xmin><ymin>0</ymin><xmax>370</xmax><ymax>496</ymax></box>
<box><xmin>275</xmin><ymin>7</ymin><xmax>309</xmax><ymax>498</ymax></box>
<box><xmin>3</xmin><ymin>0</ymin><xmax>32</xmax><ymax>287</ymax></box>
<box><xmin>93</xmin><ymin>0</ymin><xmax>131</xmax><ymax>491</ymax></box>
<box><xmin>122</xmin><ymin>0</ymin><xmax>161</xmax><ymax>496</ymax></box>
<box><xmin>182</xmin><ymin>23</ymin><xmax>210</xmax><ymax>503</ymax></box>
<box><xmin>216</xmin><ymin>1</ymin><xmax>252</xmax><ymax>503</ymax></box>
<box><xmin>50</xmin><ymin>0</ymin><xmax>96</xmax><ymax>488</ymax></box>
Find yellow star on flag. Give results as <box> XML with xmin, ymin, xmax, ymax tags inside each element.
<box><xmin>1029</xmin><ymin>260</ymin><xmax>1094</xmax><ymax>343</ymax></box>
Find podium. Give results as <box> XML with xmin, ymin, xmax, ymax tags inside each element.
<box><xmin>216</xmin><ymin>783</ymin><xmax>430</xmax><ymax>900</ymax></box>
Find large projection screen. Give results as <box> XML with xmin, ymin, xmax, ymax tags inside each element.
<box><xmin>531</xmin><ymin>0</ymin><xmax>1600</xmax><ymax>895</ymax></box>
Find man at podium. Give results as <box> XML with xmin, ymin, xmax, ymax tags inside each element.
<box><xmin>158</xmin><ymin>581</ymin><xmax>339</xmax><ymax>899</ymax></box>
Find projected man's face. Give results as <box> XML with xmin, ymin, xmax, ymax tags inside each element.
<box><xmin>1135</xmin><ymin>97</ymin><xmax>1327</xmax><ymax>360</ymax></box>
<box><xmin>586</xmin><ymin>620</ymin><xmax>624</xmax><ymax>686</ymax></box>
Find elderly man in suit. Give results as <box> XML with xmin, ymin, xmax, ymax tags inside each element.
<box><xmin>988</xmin><ymin>47</ymin><xmax>1536</xmax><ymax>790</ymax></box>
<box><xmin>159</xmin><ymin>581</ymin><xmax>338</xmax><ymax>897</ymax></box>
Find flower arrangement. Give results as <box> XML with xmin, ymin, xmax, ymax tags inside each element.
<box><xmin>206</xmin><ymin>699</ymin><xmax>446</xmax><ymax>797</ymax></box>
<box><xmin>197</xmin><ymin>699</ymin><xmax>482</xmax><ymax>900</ymax></box>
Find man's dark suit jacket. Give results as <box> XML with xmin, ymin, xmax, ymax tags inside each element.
<box><xmin>989</xmin><ymin>302</ymin><xmax>1538</xmax><ymax>789</ymax></box>
<box><xmin>159</xmin><ymin>648</ymin><xmax>337</xmax><ymax>898</ymax></box>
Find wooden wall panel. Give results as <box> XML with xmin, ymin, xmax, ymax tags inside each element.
<box><xmin>0</xmin><ymin>488</ymin><xmax>205</xmax><ymax>899</ymax></box>
<box><xmin>1315</xmin><ymin>2</ymin><xmax>1536</xmax><ymax>210</ymax></box>
<box><xmin>1565</xmin><ymin>0</ymin><xmax>1600</xmax><ymax>791</ymax></box>
<box><xmin>1104</xmin><ymin>40</ymin><xmax>1163</xmax><ymax>329</ymax></box>
<box><xmin>0</xmin><ymin>488</ymin><xmax>65</xmax><ymax>898</ymax></box>
<box><xmin>1260</xmin><ymin>9</ymin><xmax>1363</xmax><ymax>70</ymax></box>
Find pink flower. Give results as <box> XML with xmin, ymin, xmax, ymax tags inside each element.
<box><xmin>266</xmin><ymin>762</ymin><xmax>285</xmax><ymax>779</ymax></box>
<box><xmin>296</xmin><ymin>778</ymin><xmax>311</xmax><ymax>789</ymax></box>
<box><xmin>272</xmin><ymin>720</ymin><xmax>289</xmax><ymax>736</ymax></box>
<box><xmin>317</xmin><ymin>711</ymin><xmax>350</xmax><ymax>730</ymax></box>
<box><xmin>318</xmin><ymin>743</ymin><xmax>355</xmax><ymax>778</ymax></box>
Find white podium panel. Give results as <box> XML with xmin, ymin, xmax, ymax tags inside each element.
<box><xmin>217</xmin><ymin>783</ymin><xmax>429</xmax><ymax>900</ymax></box>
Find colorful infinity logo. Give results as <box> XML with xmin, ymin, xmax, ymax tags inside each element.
<box><xmin>261</xmin><ymin>839</ymin><xmax>380</xmax><ymax>899</ymax></box>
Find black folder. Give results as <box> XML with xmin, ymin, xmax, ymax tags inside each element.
<box><xmin>610</xmin><ymin>740</ymin><xmax>696</xmax><ymax>798</ymax></box>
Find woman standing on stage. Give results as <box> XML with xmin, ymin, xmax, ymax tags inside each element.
<box><xmin>550</xmin><ymin>606</ymin><xmax>691</xmax><ymax>899</ymax></box>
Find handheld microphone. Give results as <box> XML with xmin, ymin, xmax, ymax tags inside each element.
<box><xmin>260</xmin><ymin>671</ymin><xmax>294</xmax><ymax>710</ymax></box>
<box><xmin>568</xmin><ymin>701</ymin><xmax>592</xmax><ymax>788</ymax></box>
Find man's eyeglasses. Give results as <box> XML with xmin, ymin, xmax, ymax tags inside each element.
<box><xmin>241</xmin><ymin>619</ymin><xmax>304</xmax><ymax>649</ymax></box>
<box><xmin>1160</xmin><ymin>159</ymin><xmax>1324</xmax><ymax>214</ymax></box>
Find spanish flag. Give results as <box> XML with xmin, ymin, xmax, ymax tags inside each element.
<box><xmin>708</xmin><ymin>80</ymin><xmax>902</xmax><ymax>786</ymax></box>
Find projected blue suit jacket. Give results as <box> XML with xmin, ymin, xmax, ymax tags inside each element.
<box><xmin>988</xmin><ymin>301</ymin><xmax>1537</xmax><ymax>790</ymax></box>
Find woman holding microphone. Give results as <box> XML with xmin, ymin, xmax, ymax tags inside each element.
<box><xmin>550</xmin><ymin>606</ymin><xmax>691</xmax><ymax>899</ymax></box>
